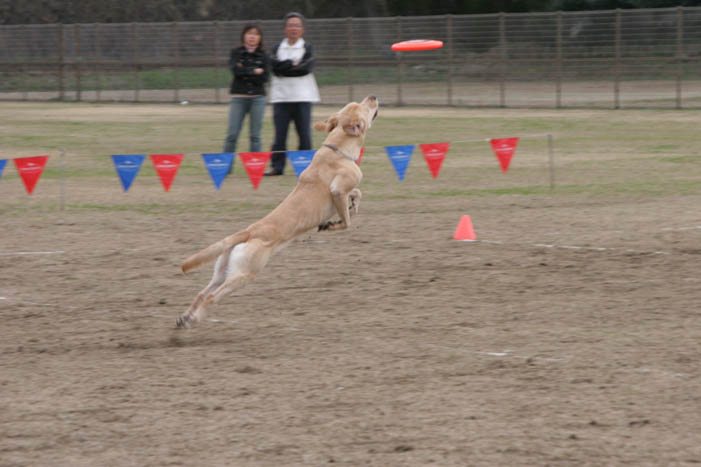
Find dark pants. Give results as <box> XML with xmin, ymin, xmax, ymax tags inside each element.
<box><xmin>270</xmin><ymin>102</ymin><xmax>313</xmax><ymax>173</ymax></box>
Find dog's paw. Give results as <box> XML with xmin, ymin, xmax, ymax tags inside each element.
<box><xmin>176</xmin><ymin>315</ymin><xmax>194</xmax><ymax>329</ymax></box>
<box><xmin>326</xmin><ymin>221</ymin><xmax>347</xmax><ymax>231</ymax></box>
<box><xmin>318</xmin><ymin>220</ymin><xmax>343</xmax><ymax>231</ymax></box>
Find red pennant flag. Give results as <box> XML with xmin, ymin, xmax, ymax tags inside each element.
<box><xmin>150</xmin><ymin>154</ymin><xmax>183</xmax><ymax>192</ymax></box>
<box><xmin>13</xmin><ymin>156</ymin><xmax>49</xmax><ymax>194</ymax></box>
<box><xmin>419</xmin><ymin>142</ymin><xmax>450</xmax><ymax>178</ymax></box>
<box><xmin>239</xmin><ymin>152</ymin><xmax>272</xmax><ymax>189</ymax></box>
<box><xmin>490</xmin><ymin>137</ymin><xmax>519</xmax><ymax>173</ymax></box>
<box><xmin>357</xmin><ymin>147</ymin><xmax>365</xmax><ymax>165</ymax></box>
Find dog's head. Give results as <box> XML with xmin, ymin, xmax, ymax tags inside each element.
<box><xmin>314</xmin><ymin>95</ymin><xmax>379</xmax><ymax>137</ymax></box>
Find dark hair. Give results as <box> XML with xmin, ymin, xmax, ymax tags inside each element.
<box><xmin>284</xmin><ymin>12</ymin><xmax>305</xmax><ymax>25</ymax></box>
<box><xmin>240</xmin><ymin>24</ymin><xmax>264</xmax><ymax>51</ymax></box>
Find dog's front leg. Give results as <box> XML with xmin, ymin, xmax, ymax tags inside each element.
<box><xmin>319</xmin><ymin>175</ymin><xmax>362</xmax><ymax>231</ymax></box>
<box><xmin>319</xmin><ymin>189</ymin><xmax>361</xmax><ymax>231</ymax></box>
<box><xmin>321</xmin><ymin>197</ymin><xmax>349</xmax><ymax>231</ymax></box>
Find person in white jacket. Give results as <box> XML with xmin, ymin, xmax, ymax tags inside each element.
<box><xmin>265</xmin><ymin>12</ymin><xmax>320</xmax><ymax>176</ymax></box>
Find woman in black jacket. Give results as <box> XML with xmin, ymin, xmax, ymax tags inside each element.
<box><xmin>223</xmin><ymin>24</ymin><xmax>270</xmax><ymax>164</ymax></box>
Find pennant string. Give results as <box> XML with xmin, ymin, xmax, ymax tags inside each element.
<box><xmin>2</xmin><ymin>134</ymin><xmax>546</xmax><ymax>193</ymax></box>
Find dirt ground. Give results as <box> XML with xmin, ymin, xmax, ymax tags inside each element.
<box><xmin>2</xmin><ymin>103</ymin><xmax>701</xmax><ymax>466</ymax></box>
<box><xmin>2</xmin><ymin>176</ymin><xmax>701</xmax><ymax>466</ymax></box>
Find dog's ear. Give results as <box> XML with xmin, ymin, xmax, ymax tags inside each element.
<box><xmin>341</xmin><ymin>113</ymin><xmax>366</xmax><ymax>136</ymax></box>
<box><xmin>314</xmin><ymin>115</ymin><xmax>339</xmax><ymax>132</ymax></box>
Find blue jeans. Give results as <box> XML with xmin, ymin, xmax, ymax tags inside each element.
<box><xmin>223</xmin><ymin>96</ymin><xmax>266</xmax><ymax>156</ymax></box>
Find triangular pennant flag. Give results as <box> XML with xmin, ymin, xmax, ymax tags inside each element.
<box><xmin>490</xmin><ymin>137</ymin><xmax>519</xmax><ymax>173</ymax></box>
<box><xmin>239</xmin><ymin>152</ymin><xmax>272</xmax><ymax>189</ymax></box>
<box><xmin>287</xmin><ymin>150</ymin><xmax>316</xmax><ymax>179</ymax></box>
<box><xmin>201</xmin><ymin>153</ymin><xmax>234</xmax><ymax>190</ymax></box>
<box><xmin>419</xmin><ymin>142</ymin><xmax>450</xmax><ymax>178</ymax></box>
<box><xmin>357</xmin><ymin>148</ymin><xmax>365</xmax><ymax>165</ymax></box>
<box><xmin>111</xmin><ymin>154</ymin><xmax>145</xmax><ymax>192</ymax></box>
<box><xmin>384</xmin><ymin>145</ymin><xmax>415</xmax><ymax>181</ymax></box>
<box><xmin>150</xmin><ymin>154</ymin><xmax>184</xmax><ymax>192</ymax></box>
<box><xmin>0</xmin><ymin>159</ymin><xmax>7</xmax><ymax>182</ymax></box>
<box><xmin>13</xmin><ymin>155</ymin><xmax>49</xmax><ymax>194</ymax></box>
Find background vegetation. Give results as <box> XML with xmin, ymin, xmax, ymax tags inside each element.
<box><xmin>2</xmin><ymin>0</ymin><xmax>701</xmax><ymax>24</ymax></box>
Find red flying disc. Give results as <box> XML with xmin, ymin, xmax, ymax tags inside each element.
<box><xmin>391</xmin><ymin>39</ymin><xmax>443</xmax><ymax>52</ymax></box>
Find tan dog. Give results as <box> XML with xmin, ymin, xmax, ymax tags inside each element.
<box><xmin>177</xmin><ymin>95</ymin><xmax>379</xmax><ymax>328</ymax></box>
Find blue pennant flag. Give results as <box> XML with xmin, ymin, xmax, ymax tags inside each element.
<box><xmin>111</xmin><ymin>154</ymin><xmax>145</xmax><ymax>192</ymax></box>
<box><xmin>0</xmin><ymin>159</ymin><xmax>6</xmax><ymax>182</ymax></box>
<box><xmin>287</xmin><ymin>150</ymin><xmax>316</xmax><ymax>178</ymax></box>
<box><xmin>384</xmin><ymin>144</ymin><xmax>415</xmax><ymax>181</ymax></box>
<box><xmin>202</xmin><ymin>153</ymin><xmax>234</xmax><ymax>190</ymax></box>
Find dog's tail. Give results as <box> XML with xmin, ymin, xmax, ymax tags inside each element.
<box><xmin>181</xmin><ymin>230</ymin><xmax>250</xmax><ymax>273</ymax></box>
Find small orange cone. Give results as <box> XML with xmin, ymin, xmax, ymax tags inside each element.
<box><xmin>453</xmin><ymin>215</ymin><xmax>476</xmax><ymax>241</ymax></box>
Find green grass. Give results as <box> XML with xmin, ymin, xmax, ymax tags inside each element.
<box><xmin>659</xmin><ymin>155</ymin><xmax>701</xmax><ymax>163</ymax></box>
<box><xmin>5</xmin><ymin>59</ymin><xmax>701</xmax><ymax>93</ymax></box>
<box><xmin>0</xmin><ymin>66</ymin><xmax>405</xmax><ymax>93</ymax></box>
<box><xmin>1</xmin><ymin>103</ymin><xmax>700</xmax><ymax>216</ymax></box>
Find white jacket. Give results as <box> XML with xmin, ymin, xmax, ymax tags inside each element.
<box><xmin>269</xmin><ymin>38</ymin><xmax>320</xmax><ymax>104</ymax></box>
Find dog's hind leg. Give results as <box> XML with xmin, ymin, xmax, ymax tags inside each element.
<box><xmin>178</xmin><ymin>240</ymin><xmax>272</xmax><ymax>327</ymax></box>
<box><xmin>199</xmin><ymin>271</ymin><xmax>256</xmax><ymax>311</ymax></box>
<box><xmin>176</xmin><ymin>251</ymin><xmax>230</xmax><ymax>328</ymax></box>
<box><xmin>348</xmin><ymin>188</ymin><xmax>362</xmax><ymax>216</ymax></box>
<box><xmin>200</xmin><ymin>240</ymin><xmax>272</xmax><ymax>308</ymax></box>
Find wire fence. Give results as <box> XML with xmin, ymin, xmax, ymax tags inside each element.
<box><xmin>1</xmin><ymin>7</ymin><xmax>701</xmax><ymax>108</ymax></box>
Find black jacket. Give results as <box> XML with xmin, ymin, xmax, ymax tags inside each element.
<box><xmin>271</xmin><ymin>42</ymin><xmax>316</xmax><ymax>77</ymax></box>
<box><xmin>229</xmin><ymin>46</ymin><xmax>270</xmax><ymax>96</ymax></box>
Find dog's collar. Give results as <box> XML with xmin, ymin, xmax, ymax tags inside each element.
<box><xmin>323</xmin><ymin>144</ymin><xmax>357</xmax><ymax>162</ymax></box>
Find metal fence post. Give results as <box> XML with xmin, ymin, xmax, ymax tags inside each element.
<box><xmin>676</xmin><ymin>6</ymin><xmax>684</xmax><ymax>109</ymax></box>
<box><xmin>131</xmin><ymin>23</ymin><xmax>139</xmax><ymax>102</ymax></box>
<box><xmin>173</xmin><ymin>22</ymin><xmax>180</xmax><ymax>103</ymax></box>
<box><xmin>614</xmin><ymin>8</ymin><xmax>621</xmax><ymax>109</ymax></box>
<box><xmin>347</xmin><ymin>17</ymin><xmax>354</xmax><ymax>103</ymax></box>
<box><xmin>57</xmin><ymin>24</ymin><xmax>65</xmax><ymax>101</ymax></box>
<box><xmin>547</xmin><ymin>134</ymin><xmax>555</xmax><ymax>191</ymax></box>
<box><xmin>214</xmin><ymin>21</ymin><xmax>221</xmax><ymax>104</ymax></box>
<box><xmin>556</xmin><ymin>11</ymin><xmax>562</xmax><ymax>109</ymax></box>
<box><xmin>74</xmin><ymin>24</ymin><xmax>82</xmax><ymax>102</ymax></box>
<box><xmin>396</xmin><ymin>16</ymin><xmax>403</xmax><ymax>106</ymax></box>
<box><xmin>498</xmin><ymin>12</ymin><xmax>506</xmax><ymax>108</ymax></box>
<box><xmin>446</xmin><ymin>14</ymin><xmax>453</xmax><ymax>106</ymax></box>
<box><xmin>60</xmin><ymin>149</ymin><xmax>66</xmax><ymax>211</ymax></box>
<box><xmin>95</xmin><ymin>23</ymin><xmax>102</xmax><ymax>102</ymax></box>
<box><xmin>19</xmin><ymin>25</ymin><xmax>28</xmax><ymax>100</ymax></box>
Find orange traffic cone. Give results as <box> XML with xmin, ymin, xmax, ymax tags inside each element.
<box><xmin>453</xmin><ymin>215</ymin><xmax>476</xmax><ymax>241</ymax></box>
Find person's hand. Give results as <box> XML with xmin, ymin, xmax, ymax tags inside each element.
<box><xmin>276</xmin><ymin>59</ymin><xmax>293</xmax><ymax>71</ymax></box>
<box><xmin>254</xmin><ymin>68</ymin><xmax>264</xmax><ymax>74</ymax></box>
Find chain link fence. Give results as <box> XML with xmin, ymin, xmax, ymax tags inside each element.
<box><xmin>1</xmin><ymin>7</ymin><xmax>701</xmax><ymax>108</ymax></box>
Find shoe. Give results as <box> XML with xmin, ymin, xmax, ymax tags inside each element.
<box><xmin>264</xmin><ymin>170</ymin><xmax>283</xmax><ymax>176</ymax></box>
